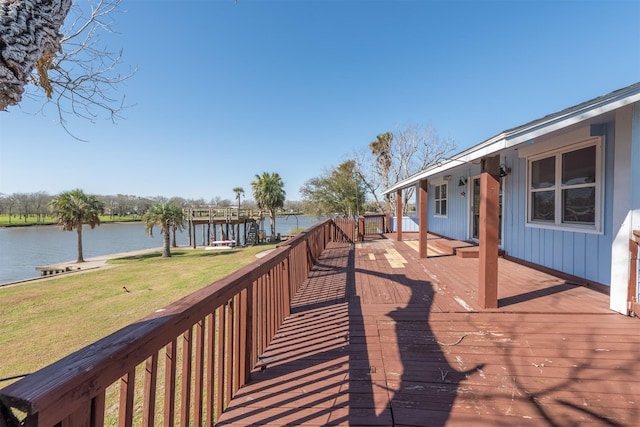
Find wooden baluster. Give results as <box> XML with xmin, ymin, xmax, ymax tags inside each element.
<box><xmin>181</xmin><ymin>329</ymin><xmax>193</xmax><ymax>427</ymax></box>
<box><xmin>238</xmin><ymin>287</ymin><xmax>249</xmax><ymax>387</ymax></box>
<box><xmin>194</xmin><ymin>320</ymin><xmax>205</xmax><ymax>426</ymax></box>
<box><xmin>119</xmin><ymin>369</ymin><xmax>135</xmax><ymax>427</ymax></box>
<box><xmin>92</xmin><ymin>391</ymin><xmax>106</xmax><ymax>426</ymax></box>
<box><xmin>232</xmin><ymin>294</ymin><xmax>241</xmax><ymax>395</ymax></box>
<box><xmin>215</xmin><ymin>306</ymin><xmax>225</xmax><ymax>422</ymax></box>
<box><xmin>142</xmin><ymin>354</ymin><xmax>158</xmax><ymax>427</ymax></box>
<box><xmin>164</xmin><ymin>339</ymin><xmax>177</xmax><ymax>427</ymax></box>
<box><xmin>61</xmin><ymin>399</ymin><xmax>91</xmax><ymax>426</ymax></box>
<box><xmin>205</xmin><ymin>313</ymin><xmax>215</xmax><ymax>427</ymax></box>
<box><xmin>224</xmin><ymin>300</ymin><xmax>234</xmax><ymax>408</ymax></box>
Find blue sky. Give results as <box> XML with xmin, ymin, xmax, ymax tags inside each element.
<box><xmin>1</xmin><ymin>0</ymin><xmax>639</xmax><ymax>202</ymax></box>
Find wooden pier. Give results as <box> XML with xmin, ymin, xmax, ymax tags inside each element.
<box><xmin>186</xmin><ymin>208</ymin><xmax>263</xmax><ymax>247</ymax></box>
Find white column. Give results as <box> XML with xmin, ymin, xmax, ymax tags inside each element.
<box><xmin>609</xmin><ymin>103</ymin><xmax>638</xmax><ymax>314</ymax></box>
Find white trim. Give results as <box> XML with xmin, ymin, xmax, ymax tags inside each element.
<box><xmin>525</xmin><ymin>137</ymin><xmax>604</xmax><ymax>234</ymax></box>
<box><xmin>433</xmin><ymin>182</ymin><xmax>448</xmax><ymax>218</ymax></box>
<box><xmin>469</xmin><ymin>175</ymin><xmax>480</xmax><ymax>242</ymax></box>
<box><xmin>383</xmin><ymin>84</ymin><xmax>640</xmax><ymax>195</ymax></box>
<box><xmin>507</xmin><ymin>93</ymin><xmax>640</xmax><ymax>146</ymax></box>
<box><xmin>610</xmin><ymin>104</ymin><xmax>636</xmax><ymax>313</ymax></box>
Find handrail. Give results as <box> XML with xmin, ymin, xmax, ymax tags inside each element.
<box><xmin>0</xmin><ymin>218</ymin><xmax>355</xmax><ymax>426</ymax></box>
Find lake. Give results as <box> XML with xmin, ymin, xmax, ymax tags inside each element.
<box><xmin>0</xmin><ymin>215</ymin><xmax>320</xmax><ymax>285</ymax></box>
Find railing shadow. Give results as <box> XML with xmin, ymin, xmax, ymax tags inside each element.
<box><xmin>498</xmin><ymin>282</ymin><xmax>581</xmax><ymax>308</ymax></box>
<box><xmin>347</xmin><ymin>262</ymin><xmax>483</xmax><ymax>426</ymax></box>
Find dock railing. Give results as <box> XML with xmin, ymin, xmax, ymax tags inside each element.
<box><xmin>0</xmin><ymin>218</ymin><xmax>355</xmax><ymax>427</ymax></box>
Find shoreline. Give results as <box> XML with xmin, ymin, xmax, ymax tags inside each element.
<box><xmin>0</xmin><ymin>246</ymin><xmax>163</xmax><ymax>288</ymax></box>
<box><xmin>0</xmin><ymin>245</ymin><xmax>276</xmax><ymax>289</ymax></box>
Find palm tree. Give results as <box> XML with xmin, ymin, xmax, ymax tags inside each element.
<box><xmin>232</xmin><ymin>187</ymin><xmax>244</xmax><ymax>242</ymax></box>
<box><xmin>143</xmin><ymin>202</ymin><xmax>185</xmax><ymax>257</ymax></box>
<box><xmin>233</xmin><ymin>187</ymin><xmax>245</xmax><ymax>212</ymax></box>
<box><xmin>49</xmin><ymin>189</ymin><xmax>104</xmax><ymax>263</ymax></box>
<box><xmin>251</xmin><ymin>172</ymin><xmax>286</xmax><ymax>239</ymax></box>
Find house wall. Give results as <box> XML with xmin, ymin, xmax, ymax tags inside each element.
<box><xmin>418</xmin><ymin>121</ymin><xmax>620</xmax><ymax>288</ymax></box>
<box><xmin>633</xmin><ymin>103</ymin><xmax>640</xmax><ymax>306</ymax></box>
<box><xmin>633</xmin><ymin>103</ymin><xmax>640</xmax><ymax>234</ymax></box>
<box><xmin>425</xmin><ymin>166</ymin><xmax>481</xmax><ymax>241</ymax></box>
<box><xmin>609</xmin><ymin>103</ymin><xmax>640</xmax><ymax>312</ymax></box>
<box><xmin>502</xmin><ymin>132</ymin><xmax>613</xmax><ymax>287</ymax></box>
<box><xmin>391</xmin><ymin>102</ymin><xmax>639</xmax><ymax>302</ymax></box>
<box><xmin>390</xmin><ymin>215</ymin><xmax>419</xmax><ymax>232</ymax></box>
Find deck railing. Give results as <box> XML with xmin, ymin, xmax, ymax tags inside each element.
<box><xmin>357</xmin><ymin>213</ymin><xmax>390</xmax><ymax>240</ymax></box>
<box><xmin>0</xmin><ymin>218</ymin><xmax>355</xmax><ymax>427</ymax></box>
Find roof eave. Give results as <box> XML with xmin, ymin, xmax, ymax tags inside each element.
<box><xmin>382</xmin><ymin>83</ymin><xmax>640</xmax><ymax>195</ymax></box>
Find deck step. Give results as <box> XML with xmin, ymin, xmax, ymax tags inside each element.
<box><xmin>455</xmin><ymin>246</ymin><xmax>479</xmax><ymax>258</ymax></box>
<box><xmin>431</xmin><ymin>237</ymin><xmax>475</xmax><ymax>256</ymax></box>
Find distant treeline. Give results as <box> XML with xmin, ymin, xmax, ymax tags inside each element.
<box><xmin>0</xmin><ymin>192</ymin><xmax>307</xmax><ymax>226</ymax></box>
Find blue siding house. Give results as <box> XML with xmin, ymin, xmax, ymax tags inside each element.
<box><xmin>385</xmin><ymin>83</ymin><xmax>640</xmax><ymax>315</ymax></box>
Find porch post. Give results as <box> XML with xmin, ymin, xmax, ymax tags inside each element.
<box><xmin>418</xmin><ymin>179</ymin><xmax>429</xmax><ymax>258</ymax></box>
<box><xmin>396</xmin><ymin>188</ymin><xmax>403</xmax><ymax>241</ymax></box>
<box><xmin>478</xmin><ymin>155</ymin><xmax>500</xmax><ymax>309</ymax></box>
<box><xmin>385</xmin><ymin>194</ymin><xmax>391</xmax><ymax>233</ymax></box>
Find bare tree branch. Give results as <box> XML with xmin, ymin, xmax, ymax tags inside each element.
<box><xmin>1</xmin><ymin>0</ymin><xmax>135</xmax><ymax>140</ymax></box>
<box><xmin>0</xmin><ymin>0</ymin><xmax>72</xmax><ymax>109</ymax></box>
<box><xmin>355</xmin><ymin>124</ymin><xmax>457</xmax><ymax>214</ymax></box>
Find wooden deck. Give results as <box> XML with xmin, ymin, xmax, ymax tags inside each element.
<box><xmin>217</xmin><ymin>235</ymin><xmax>640</xmax><ymax>426</ymax></box>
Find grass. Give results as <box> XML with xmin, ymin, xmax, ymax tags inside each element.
<box><xmin>0</xmin><ymin>244</ymin><xmax>277</xmax><ymax>384</ymax></box>
<box><xmin>0</xmin><ymin>214</ymin><xmax>140</xmax><ymax>227</ymax></box>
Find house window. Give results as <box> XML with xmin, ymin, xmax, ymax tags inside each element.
<box><xmin>527</xmin><ymin>138</ymin><xmax>602</xmax><ymax>232</ymax></box>
<box><xmin>434</xmin><ymin>183</ymin><xmax>447</xmax><ymax>217</ymax></box>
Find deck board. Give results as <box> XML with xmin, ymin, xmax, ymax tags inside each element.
<box><xmin>217</xmin><ymin>236</ymin><xmax>640</xmax><ymax>426</ymax></box>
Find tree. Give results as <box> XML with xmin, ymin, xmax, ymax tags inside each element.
<box><xmin>49</xmin><ymin>189</ymin><xmax>104</xmax><ymax>262</ymax></box>
<box><xmin>232</xmin><ymin>187</ymin><xmax>244</xmax><ymax>212</ymax></box>
<box><xmin>355</xmin><ymin>124</ymin><xmax>457</xmax><ymax>214</ymax></box>
<box><xmin>0</xmin><ymin>0</ymin><xmax>133</xmax><ymax>138</ymax></box>
<box><xmin>301</xmin><ymin>160</ymin><xmax>365</xmax><ymax>218</ymax></box>
<box><xmin>13</xmin><ymin>192</ymin><xmax>31</xmax><ymax>223</ymax></box>
<box><xmin>142</xmin><ymin>201</ymin><xmax>184</xmax><ymax>257</ymax></box>
<box><xmin>0</xmin><ymin>193</ymin><xmax>17</xmax><ymax>223</ymax></box>
<box><xmin>231</xmin><ymin>187</ymin><xmax>244</xmax><ymax>240</ymax></box>
<box><xmin>32</xmin><ymin>191</ymin><xmax>51</xmax><ymax>222</ymax></box>
<box><xmin>251</xmin><ymin>172</ymin><xmax>286</xmax><ymax>238</ymax></box>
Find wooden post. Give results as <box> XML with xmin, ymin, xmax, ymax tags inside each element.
<box><xmin>479</xmin><ymin>155</ymin><xmax>501</xmax><ymax>309</ymax></box>
<box><xmin>418</xmin><ymin>179</ymin><xmax>429</xmax><ymax>258</ymax></box>
<box><xmin>385</xmin><ymin>194</ymin><xmax>391</xmax><ymax>233</ymax></box>
<box><xmin>396</xmin><ymin>188</ymin><xmax>403</xmax><ymax>241</ymax></box>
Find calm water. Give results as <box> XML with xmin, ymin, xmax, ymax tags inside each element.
<box><xmin>0</xmin><ymin>215</ymin><xmax>320</xmax><ymax>285</ymax></box>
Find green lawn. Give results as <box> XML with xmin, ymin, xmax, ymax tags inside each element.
<box><xmin>0</xmin><ymin>214</ymin><xmax>140</xmax><ymax>227</ymax></box>
<box><xmin>0</xmin><ymin>244</ymin><xmax>277</xmax><ymax>384</ymax></box>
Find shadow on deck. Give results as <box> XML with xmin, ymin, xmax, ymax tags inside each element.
<box><xmin>217</xmin><ymin>236</ymin><xmax>640</xmax><ymax>426</ymax></box>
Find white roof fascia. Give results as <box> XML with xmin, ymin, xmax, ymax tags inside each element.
<box><xmin>382</xmin><ymin>134</ymin><xmax>508</xmax><ymax>194</ymax></box>
<box><xmin>383</xmin><ymin>83</ymin><xmax>640</xmax><ymax>195</ymax></box>
<box><xmin>505</xmin><ymin>92</ymin><xmax>640</xmax><ymax>146</ymax></box>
